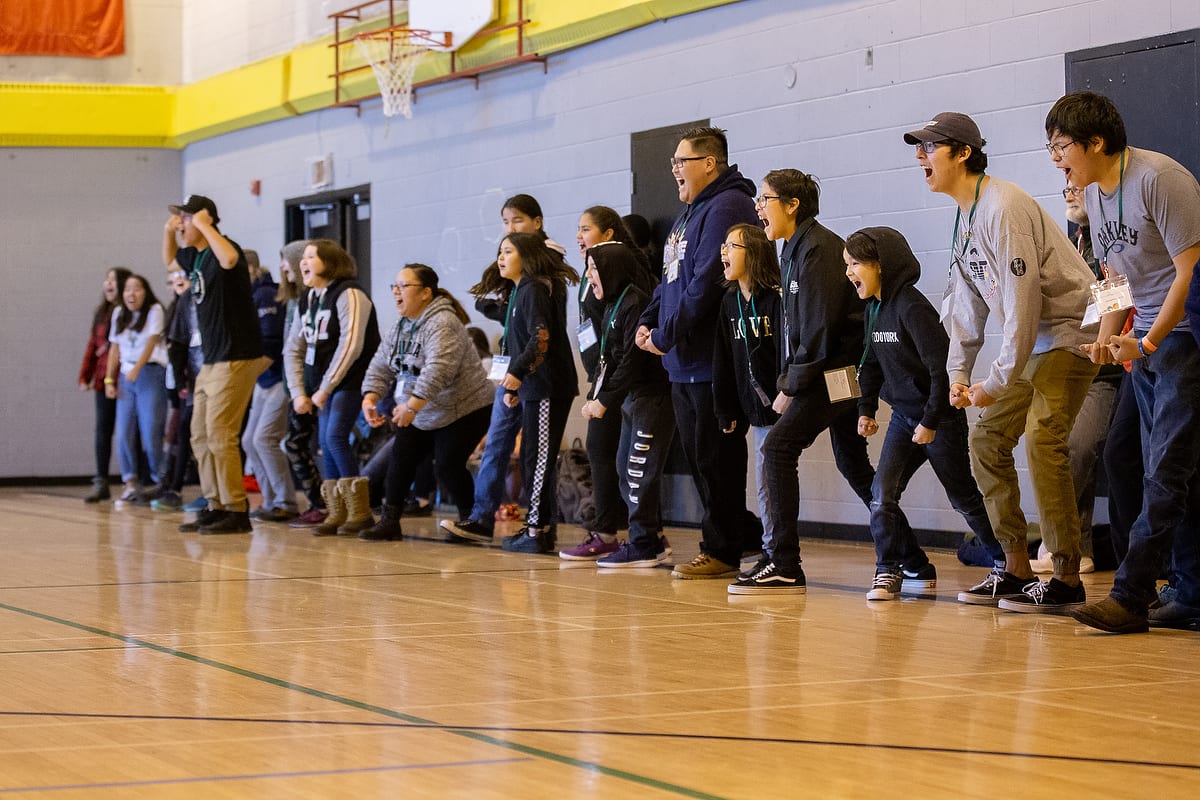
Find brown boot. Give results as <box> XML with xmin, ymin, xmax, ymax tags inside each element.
<box><xmin>337</xmin><ymin>477</ymin><xmax>374</xmax><ymax>535</ymax></box>
<box><xmin>313</xmin><ymin>479</ymin><xmax>346</xmax><ymax>536</ymax></box>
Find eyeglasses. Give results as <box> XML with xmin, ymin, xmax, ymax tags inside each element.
<box><xmin>1045</xmin><ymin>139</ymin><xmax>1079</xmax><ymax>158</ymax></box>
<box><xmin>1061</xmin><ymin>186</ymin><xmax>1083</xmax><ymax>198</ymax></box>
<box><xmin>754</xmin><ymin>194</ymin><xmax>782</xmax><ymax>208</ymax></box>
<box><xmin>669</xmin><ymin>155</ymin><xmax>708</xmax><ymax>168</ymax></box>
<box><xmin>914</xmin><ymin>141</ymin><xmax>944</xmax><ymax>154</ymax></box>
<box><xmin>720</xmin><ymin>242</ymin><xmax>747</xmax><ymax>253</ymax></box>
<box><xmin>390</xmin><ymin>282</ymin><xmax>423</xmax><ymax>292</ymax></box>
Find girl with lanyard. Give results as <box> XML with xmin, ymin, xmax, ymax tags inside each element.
<box><xmin>105</xmin><ymin>274</ymin><xmax>169</xmax><ymax>503</ymax></box>
<box><xmin>79</xmin><ymin>267</ymin><xmax>131</xmax><ymax>503</ymax></box>
<box><xmin>283</xmin><ymin>239</ymin><xmax>381</xmax><ymax>537</ymax></box>
<box><xmin>495</xmin><ymin>232</ymin><xmax>580</xmax><ymax>555</ymax></box>
<box><xmin>563</xmin><ymin>241</ymin><xmax>674</xmax><ymax>567</ymax></box>
<box><xmin>845</xmin><ymin>227</ymin><xmax>1000</xmax><ymax>601</ymax></box>
<box><xmin>559</xmin><ymin>206</ymin><xmax>658</xmax><ymax>561</ymax></box>
<box><xmin>358</xmin><ymin>265</ymin><xmax>495</xmax><ymax>541</ymax></box>
<box><xmin>712</xmin><ymin>223</ymin><xmax>783</xmax><ymax>546</ymax></box>
<box><xmin>443</xmin><ymin>194</ymin><xmax>570</xmax><ymax>543</ymax></box>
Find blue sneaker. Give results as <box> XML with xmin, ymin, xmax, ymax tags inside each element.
<box><xmin>183</xmin><ymin>496</ymin><xmax>209</xmax><ymax>513</ymax></box>
<box><xmin>597</xmin><ymin>541</ymin><xmax>663</xmax><ymax>568</ymax></box>
<box><xmin>501</xmin><ymin>527</ymin><xmax>556</xmax><ymax>554</ymax></box>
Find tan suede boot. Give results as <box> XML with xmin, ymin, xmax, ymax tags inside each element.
<box><xmin>337</xmin><ymin>477</ymin><xmax>374</xmax><ymax>535</ymax></box>
<box><xmin>313</xmin><ymin>479</ymin><xmax>345</xmax><ymax>536</ymax></box>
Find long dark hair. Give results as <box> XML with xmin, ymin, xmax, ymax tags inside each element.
<box><xmin>403</xmin><ymin>263</ymin><xmax>470</xmax><ymax>323</ymax></box>
<box><xmin>502</xmin><ymin>194</ymin><xmax>549</xmax><ymax>241</ymax></box>
<box><xmin>115</xmin><ymin>274</ymin><xmax>161</xmax><ymax>335</ymax></box>
<box><xmin>92</xmin><ymin>267</ymin><xmax>132</xmax><ymax>329</ymax></box>
<box><xmin>581</xmin><ymin>205</ymin><xmax>653</xmax><ymax>279</ymax></box>
<box><xmin>503</xmin><ymin>232</ymin><xmax>580</xmax><ymax>291</ymax></box>
<box><xmin>725</xmin><ymin>224</ymin><xmax>780</xmax><ymax>295</ymax></box>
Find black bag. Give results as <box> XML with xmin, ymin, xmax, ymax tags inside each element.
<box><xmin>556</xmin><ymin>438</ymin><xmax>594</xmax><ymax>526</ymax></box>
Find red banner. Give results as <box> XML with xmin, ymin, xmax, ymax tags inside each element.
<box><xmin>0</xmin><ymin>0</ymin><xmax>125</xmax><ymax>57</ymax></box>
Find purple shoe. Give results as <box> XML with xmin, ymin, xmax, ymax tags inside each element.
<box><xmin>559</xmin><ymin>532</ymin><xmax>620</xmax><ymax>561</ymax></box>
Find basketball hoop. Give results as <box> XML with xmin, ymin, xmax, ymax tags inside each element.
<box><xmin>354</xmin><ymin>28</ymin><xmax>449</xmax><ymax>118</ymax></box>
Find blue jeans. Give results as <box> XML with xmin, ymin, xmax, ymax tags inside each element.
<box><xmin>469</xmin><ymin>385</ymin><xmax>523</xmax><ymax>526</ymax></box>
<box><xmin>116</xmin><ymin>364</ymin><xmax>166</xmax><ymax>484</ymax></box>
<box><xmin>870</xmin><ymin>409</ymin><xmax>998</xmax><ymax>570</ymax></box>
<box><xmin>318</xmin><ymin>389</ymin><xmax>361</xmax><ymax>479</ymax></box>
<box><xmin>1111</xmin><ymin>330</ymin><xmax>1200</xmax><ymax>610</ymax></box>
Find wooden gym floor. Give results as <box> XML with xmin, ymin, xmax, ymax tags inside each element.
<box><xmin>0</xmin><ymin>486</ymin><xmax>1197</xmax><ymax>798</ymax></box>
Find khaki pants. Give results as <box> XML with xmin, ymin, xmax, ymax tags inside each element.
<box><xmin>191</xmin><ymin>358</ymin><xmax>264</xmax><ymax>511</ymax></box>
<box><xmin>969</xmin><ymin>350</ymin><xmax>1098</xmax><ymax>577</ymax></box>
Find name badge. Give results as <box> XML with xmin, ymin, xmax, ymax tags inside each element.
<box><xmin>1081</xmin><ymin>302</ymin><xmax>1101</xmax><ymax>328</ymax></box>
<box><xmin>488</xmin><ymin>355</ymin><xmax>511</xmax><ymax>382</ymax></box>
<box><xmin>593</xmin><ymin>358</ymin><xmax>608</xmax><ymax>397</ymax></box>
<box><xmin>665</xmin><ymin>258</ymin><xmax>680</xmax><ymax>283</ymax></box>
<box><xmin>393</xmin><ymin>377</ymin><xmax>410</xmax><ymax>405</ymax></box>
<box><xmin>1091</xmin><ymin>275</ymin><xmax>1133</xmax><ymax>315</ymax></box>
<box><xmin>824</xmin><ymin>366</ymin><xmax>862</xmax><ymax>403</ymax></box>
<box><xmin>304</xmin><ymin>345</ymin><xmax>315</xmax><ymax>366</ymax></box>
<box><xmin>577</xmin><ymin>320</ymin><xmax>598</xmax><ymax>352</ymax></box>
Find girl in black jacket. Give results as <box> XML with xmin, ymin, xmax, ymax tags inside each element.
<box><xmin>713</xmin><ymin>223</ymin><xmax>782</xmax><ymax>532</ymax></box>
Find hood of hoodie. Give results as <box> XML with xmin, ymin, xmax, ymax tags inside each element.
<box><xmin>407</xmin><ymin>294</ymin><xmax>457</xmax><ymax>330</ymax></box>
<box><xmin>692</xmin><ymin>163</ymin><xmax>756</xmax><ymax>208</ymax></box>
<box><xmin>857</xmin><ymin>226</ymin><xmax>921</xmax><ymax>303</ymax></box>
<box><xmin>586</xmin><ymin>241</ymin><xmax>643</xmax><ymax>302</ymax></box>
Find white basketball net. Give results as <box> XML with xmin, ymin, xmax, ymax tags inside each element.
<box><xmin>355</xmin><ymin>31</ymin><xmax>431</xmax><ymax>119</ymax></box>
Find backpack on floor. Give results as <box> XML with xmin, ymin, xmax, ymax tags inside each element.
<box><xmin>556</xmin><ymin>438</ymin><xmax>594</xmax><ymax>526</ymax></box>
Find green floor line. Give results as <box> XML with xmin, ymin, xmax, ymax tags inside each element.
<box><xmin>0</xmin><ymin>601</ymin><xmax>726</xmax><ymax>800</ymax></box>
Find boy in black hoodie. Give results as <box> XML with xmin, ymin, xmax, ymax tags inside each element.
<box><xmin>845</xmin><ymin>227</ymin><xmax>1001</xmax><ymax>600</ymax></box>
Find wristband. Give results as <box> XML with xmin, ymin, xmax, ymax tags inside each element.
<box><xmin>1140</xmin><ymin>336</ymin><xmax>1158</xmax><ymax>354</ymax></box>
<box><xmin>103</xmin><ymin>377</ymin><xmax>115</xmax><ymax>384</ymax></box>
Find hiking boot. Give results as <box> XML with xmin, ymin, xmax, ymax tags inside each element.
<box><xmin>440</xmin><ymin>517</ymin><xmax>494</xmax><ymax>543</ymax></box>
<box><xmin>1148</xmin><ymin>599</ymin><xmax>1200</xmax><ymax>630</ymax></box>
<box><xmin>358</xmin><ymin>503</ymin><xmax>403</xmax><ymax>541</ymax></box>
<box><xmin>289</xmin><ymin>507</ymin><xmax>327</xmax><ymax>528</ymax></box>
<box><xmin>313</xmin><ymin>480</ymin><xmax>346</xmax><ymax>537</ymax></box>
<box><xmin>559</xmin><ymin>532</ymin><xmax>620</xmax><ymax>561</ymax></box>
<box><xmin>901</xmin><ymin>562</ymin><xmax>937</xmax><ymax>593</ymax></box>
<box><xmin>501</xmin><ymin>527</ymin><xmax>556</xmax><ymax>554</ymax></box>
<box><xmin>672</xmin><ymin>553</ymin><xmax>740</xmax><ymax>580</ymax></box>
<box><xmin>337</xmin><ymin>477</ymin><xmax>374</xmax><ymax>535</ymax></box>
<box><xmin>1071</xmin><ymin>595</ymin><xmax>1149</xmax><ymax>634</ymax></box>
<box><xmin>867</xmin><ymin>570</ymin><xmax>903</xmax><ymax>601</ymax></box>
<box><xmin>727</xmin><ymin>560</ymin><xmax>806</xmax><ymax>595</ymax></box>
<box><xmin>597</xmin><ymin>541</ymin><xmax>663</xmax><ymax>568</ymax></box>
<box><xmin>957</xmin><ymin>567</ymin><xmax>1033</xmax><ymax>606</ymax></box>
<box><xmin>200</xmin><ymin>510</ymin><xmax>253</xmax><ymax>535</ymax></box>
<box><xmin>84</xmin><ymin>478</ymin><xmax>110</xmax><ymax>504</ymax></box>
<box><xmin>179</xmin><ymin>508</ymin><xmax>223</xmax><ymax>533</ymax></box>
<box><xmin>998</xmin><ymin>578</ymin><xmax>1086</xmax><ymax>614</ymax></box>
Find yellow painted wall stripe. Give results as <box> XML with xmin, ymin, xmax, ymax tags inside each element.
<box><xmin>0</xmin><ymin>0</ymin><xmax>741</xmax><ymax>149</ymax></box>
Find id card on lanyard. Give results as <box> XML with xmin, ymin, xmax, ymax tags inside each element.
<box><xmin>491</xmin><ymin>285</ymin><xmax>519</xmax><ymax>381</ymax></box>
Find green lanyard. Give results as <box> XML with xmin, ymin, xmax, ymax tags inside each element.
<box><xmin>857</xmin><ymin>298</ymin><xmax>882</xmax><ymax>375</ymax></box>
<box><xmin>1097</xmin><ymin>149</ymin><xmax>1126</xmax><ymax>273</ymax></box>
<box><xmin>736</xmin><ymin>291</ymin><xmax>760</xmax><ymax>357</ymax></box>
<box><xmin>598</xmin><ymin>285</ymin><xmax>633</xmax><ymax>355</ymax></box>
<box><xmin>501</xmin><ymin>285</ymin><xmax>518</xmax><ymax>356</ymax></box>
<box><xmin>951</xmin><ymin>174</ymin><xmax>985</xmax><ymax>268</ymax></box>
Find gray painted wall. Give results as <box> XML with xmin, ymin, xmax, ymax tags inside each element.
<box><xmin>0</xmin><ymin>148</ymin><xmax>182</xmax><ymax>478</ymax></box>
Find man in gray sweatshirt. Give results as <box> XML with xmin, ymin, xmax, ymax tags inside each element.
<box><xmin>905</xmin><ymin>112</ymin><xmax>1098</xmax><ymax>613</ymax></box>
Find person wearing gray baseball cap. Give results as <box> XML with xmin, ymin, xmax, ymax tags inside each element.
<box><xmin>163</xmin><ymin>194</ymin><xmax>264</xmax><ymax>534</ymax></box>
<box><xmin>906</xmin><ymin>112</ymin><xmax>1099</xmax><ymax>613</ymax></box>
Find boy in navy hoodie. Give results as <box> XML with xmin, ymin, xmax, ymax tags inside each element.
<box><xmin>845</xmin><ymin>227</ymin><xmax>1002</xmax><ymax>600</ymax></box>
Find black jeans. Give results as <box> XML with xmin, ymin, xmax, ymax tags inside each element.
<box><xmin>1104</xmin><ymin>371</ymin><xmax>1142</xmax><ymax>560</ymax></box>
<box><xmin>585</xmin><ymin>410</ymin><xmax>629</xmax><ymax>534</ymax></box>
<box><xmin>671</xmin><ymin>381</ymin><xmax>749</xmax><ymax>566</ymax></box>
<box><xmin>619</xmin><ymin>392</ymin><xmax>676</xmax><ymax>555</ymax></box>
<box><xmin>384</xmin><ymin>406</ymin><xmax>491</xmax><ymax>519</ymax></box>
<box><xmin>93</xmin><ymin>389</ymin><xmax>116</xmax><ymax>480</ymax></box>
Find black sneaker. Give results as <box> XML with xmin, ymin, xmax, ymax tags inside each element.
<box><xmin>957</xmin><ymin>568</ymin><xmax>1033</xmax><ymax>605</ymax></box>
<box><xmin>998</xmin><ymin>578</ymin><xmax>1085</xmax><ymax>614</ymax></box>
<box><xmin>1148</xmin><ymin>599</ymin><xmax>1200</xmax><ymax>630</ymax></box>
<box><xmin>737</xmin><ymin>555</ymin><xmax>771</xmax><ymax>580</ymax></box>
<box><xmin>439</xmin><ymin>517</ymin><xmax>493</xmax><ymax>543</ymax></box>
<box><xmin>901</xmin><ymin>562</ymin><xmax>937</xmax><ymax>593</ymax></box>
<box><xmin>500</xmin><ymin>527</ymin><xmax>556</xmax><ymax>554</ymax></box>
<box><xmin>200</xmin><ymin>510</ymin><xmax>253</xmax><ymax>535</ymax></box>
<box><xmin>179</xmin><ymin>508</ymin><xmax>223</xmax><ymax>533</ymax></box>
<box><xmin>404</xmin><ymin>498</ymin><xmax>433</xmax><ymax>517</ymax></box>
<box><xmin>866</xmin><ymin>570</ymin><xmax>903</xmax><ymax>601</ymax></box>
<box><xmin>727</xmin><ymin>561</ymin><xmax>806</xmax><ymax>595</ymax></box>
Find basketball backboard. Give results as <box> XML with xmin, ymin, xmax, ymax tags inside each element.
<box><xmin>408</xmin><ymin>0</ymin><xmax>497</xmax><ymax>51</ymax></box>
